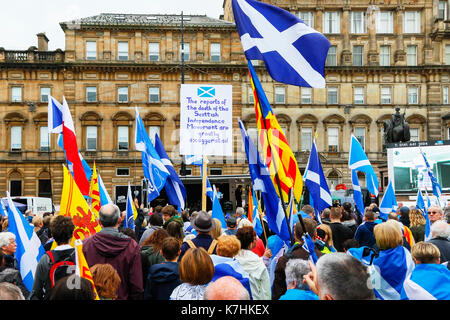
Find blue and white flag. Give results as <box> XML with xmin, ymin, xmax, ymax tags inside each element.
<box><xmin>420</xmin><ymin>148</ymin><xmax>442</xmax><ymax>200</ymax></box>
<box><xmin>348</xmin><ymin>134</ymin><xmax>379</xmax><ymax>197</ymax></box>
<box><xmin>135</xmin><ymin>107</ymin><xmax>169</xmax><ymax>202</ymax></box>
<box><xmin>401</xmin><ymin>264</ymin><xmax>450</xmax><ymax>300</ymax></box>
<box><xmin>232</xmin><ymin>0</ymin><xmax>330</xmax><ymax>88</ymax></box>
<box><xmin>379</xmin><ymin>180</ymin><xmax>398</xmax><ymax>221</ymax></box>
<box><xmin>351</xmin><ymin>169</ymin><xmax>365</xmax><ymax>217</ymax></box>
<box><xmin>416</xmin><ymin>189</ymin><xmax>431</xmax><ymax>241</ymax></box>
<box><xmin>251</xmin><ymin>186</ymin><xmax>264</xmax><ymax>237</ymax></box>
<box><xmin>304</xmin><ymin>140</ymin><xmax>331</xmax><ymax>223</ymax></box>
<box><xmin>154</xmin><ymin>133</ymin><xmax>186</xmax><ymax>211</ymax></box>
<box><xmin>125</xmin><ymin>183</ymin><xmax>136</xmax><ymax>230</ymax></box>
<box><xmin>302</xmin><ymin>233</ymin><xmax>318</xmax><ymax>264</ymax></box>
<box><xmin>97</xmin><ymin>173</ymin><xmax>113</xmax><ymax>206</ymax></box>
<box><xmin>212</xmin><ymin>185</ymin><xmax>227</xmax><ymax>228</ymax></box>
<box><xmin>210</xmin><ymin>255</ymin><xmax>252</xmax><ymax>299</ymax></box>
<box><xmin>6</xmin><ymin>191</ymin><xmax>45</xmax><ymax>291</ymax></box>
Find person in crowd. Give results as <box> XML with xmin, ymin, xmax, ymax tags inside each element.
<box><xmin>183</xmin><ymin>211</ymin><xmax>199</xmax><ymax>236</ymax></box>
<box><xmin>121</xmin><ymin>227</ymin><xmax>138</xmax><ymax>242</ymax></box>
<box><xmin>235</xmin><ymin>226</ymin><xmax>271</xmax><ymax>300</ymax></box>
<box><xmin>409</xmin><ymin>208</ymin><xmax>426</xmax><ymax>243</ymax></box>
<box><xmin>299</xmin><ymin>205</ymin><xmax>315</xmax><ymax>220</ymax></box>
<box><xmin>141</xmin><ymin>228</ymin><xmax>169</xmax><ymax>289</ymax></box>
<box><xmin>354</xmin><ymin>209</ymin><xmax>377</xmax><ymax>249</ymax></box>
<box><xmin>342</xmin><ymin>239</ymin><xmax>360</xmax><ymax>253</ymax></box>
<box><xmin>315</xmin><ymin>223</ymin><xmax>336</xmax><ymax>254</ymax></box>
<box><xmin>1</xmin><ymin>218</ymin><xmax>8</xmax><ymax>233</ymax></box>
<box><xmin>166</xmin><ymin>220</ymin><xmax>185</xmax><ymax>245</ymax></box>
<box><xmin>328</xmin><ymin>207</ymin><xmax>354</xmax><ymax>252</ymax></box>
<box><xmin>178</xmin><ymin>211</ymin><xmax>217</xmax><ymax>261</ymax></box>
<box><xmin>0</xmin><ymin>282</ymin><xmax>25</xmax><ymax>300</ymax></box>
<box><xmin>0</xmin><ymin>250</ymin><xmax>29</xmax><ymax>298</ymax></box>
<box><xmin>398</xmin><ymin>206</ymin><xmax>411</xmax><ymax>228</ymax></box>
<box><xmin>210</xmin><ymin>218</ymin><xmax>223</xmax><ymax>240</ymax></box>
<box><xmin>139</xmin><ymin>211</ymin><xmax>163</xmax><ymax>246</ymax></box>
<box><xmin>204</xmin><ymin>276</ymin><xmax>250</xmax><ymax>300</ymax></box>
<box><xmin>47</xmin><ymin>275</ymin><xmax>96</xmax><ymax>300</ymax></box>
<box><xmin>181</xmin><ymin>209</ymin><xmax>191</xmax><ymax>232</ymax></box>
<box><xmin>170</xmin><ymin>247</ymin><xmax>215</xmax><ymax>300</ymax></box>
<box><xmin>237</xmin><ymin>218</ymin><xmax>265</xmax><ymax>257</ymax></box>
<box><xmin>303</xmin><ymin>253</ymin><xmax>375</xmax><ymax>300</ymax></box>
<box><xmin>428</xmin><ymin>206</ymin><xmax>443</xmax><ymax>225</ymax></box>
<box><xmin>24</xmin><ymin>209</ymin><xmax>34</xmax><ymax>225</ymax></box>
<box><xmin>224</xmin><ymin>216</ymin><xmax>238</xmax><ymax>236</ymax></box>
<box><xmin>234</xmin><ymin>207</ymin><xmax>246</xmax><ymax>226</ymax></box>
<box><xmin>321</xmin><ymin>208</ymin><xmax>331</xmax><ymax>224</ymax></box>
<box><xmin>279</xmin><ymin>258</ymin><xmax>318</xmax><ymax>300</ymax></box>
<box><xmin>264</xmin><ymin>234</ymin><xmax>287</xmax><ymax>287</ymax></box>
<box><xmin>235</xmin><ymin>185</ymin><xmax>243</xmax><ymax>208</ymax></box>
<box><xmin>161</xmin><ymin>205</ymin><xmax>184</xmax><ymax>232</ymax></box>
<box><xmin>427</xmin><ymin>220</ymin><xmax>450</xmax><ymax>264</ymax></box>
<box><xmin>388</xmin><ymin>212</ymin><xmax>415</xmax><ymax>250</ymax></box>
<box><xmin>82</xmin><ymin>204</ymin><xmax>143</xmax><ymax>300</ymax></box>
<box><xmin>341</xmin><ymin>202</ymin><xmax>358</xmax><ymax>234</ymax></box>
<box><xmin>29</xmin><ymin>215</ymin><xmax>75</xmax><ymax>300</ymax></box>
<box><xmin>90</xmin><ymin>263</ymin><xmax>121</xmax><ymax>300</ymax></box>
<box><xmin>0</xmin><ymin>232</ymin><xmax>18</xmax><ymax>269</ymax></box>
<box><xmin>32</xmin><ymin>216</ymin><xmax>47</xmax><ymax>245</ymax></box>
<box><xmin>401</xmin><ymin>242</ymin><xmax>450</xmax><ymax>300</ymax></box>
<box><xmin>145</xmin><ymin>236</ymin><xmax>182</xmax><ymax>300</ymax></box>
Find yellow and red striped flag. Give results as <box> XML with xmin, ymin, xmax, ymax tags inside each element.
<box><xmin>74</xmin><ymin>239</ymin><xmax>100</xmax><ymax>300</ymax></box>
<box><xmin>89</xmin><ymin>161</ymin><xmax>101</xmax><ymax>221</ymax></box>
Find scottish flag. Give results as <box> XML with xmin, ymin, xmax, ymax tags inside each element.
<box><xmin>416</xmin><ymin>189</ymin><xmax>431</xmax><ymax>240</ymax></box>
<box><xmin>420</xmin><ymin>149</ymin><xmax>442</xmax><ymax>200</ymax></box>
<box><xmin>349</xmin><ymin>135</ymin><xmax>379</xmax><ymax>197</ymax></box>
<box><xmin>379</xmin><ymin>180</ymin><xmax>398</xmax><ymax>221</ymax></box>
<box><xmin>154</xmin><ymin>133</ymin><xmax>186</xmax><ymax>211</ymax></box>
<box><xmin>232</xmin><ymin>0</ymin><xmax>330</xmax><ymax>88</ymax></box>
<box><xmin>302</xmin><ymin>233</ymin><xmax>318</xmax><ymax>264</ymax></box>
<box><xmin>251</xmin><ymin>186</ymin><xmax>264</xmax><ymax>237</ymax></box>
<box><xmin>401</xmin><ymin>264</ymin><xmax>450</xmax><ymax>300</ymax></box>
<box><xmin>304</xmin><ymin>140</ymin><xmax>331</xmax><ymax>222</ymax></box>
<box><xmin>210</xmin><ymin>255</ymin><xmax>252</xmax><ymax>299</ymax></box>
<box><xmin>97</xmin><ymin>173</ymin><xmax>113</xmax><ymax>206</ymax></box>
<box><xmin>6</xmin><ymin>191</ymin><xmax>45</xmax><ymax>291</ymax></box>
<box><xmin>125</xmin><ymin>183</ymin><xmax>137</xmax><ymax>230</ymax></box>
<box><xmin>212</xmin><ymin>185</ymin><xmax>227</xmax><ymax>228</ymax></box>
<box><xmin>351</xmin><ymin>170</ymin><xmax>365</xmax><ymax>217</ymax></box>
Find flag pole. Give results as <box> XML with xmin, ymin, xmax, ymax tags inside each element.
<box><xmin>254</xmin><ymin>188</ymin><xmax>269</xmax><ymax>246</ymax></box>
<box><xmin>202</xmin><ymin>155</ymin><xmax>208</xmax><ymax>211</ymax></box>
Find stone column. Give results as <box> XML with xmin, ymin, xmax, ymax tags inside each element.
<box><xmin>394</xmin><ymin>6</ymin><xmax>406</xmax><ymax>66</ymax></box>
<box><xmin>341</xmin><ymin>5</ymin><xmax>352</xmax><ymax>66</ymax></box>
<box><xmin>103</xmin><ymin>30</ymin><xmax>111</xmax><ymax>61</ymax></box>
<box><xmin>135</xmin><ymin>31</ymin><xmax>142</xmax><ymax>62</ymax></box>
<box><xmin>367</xmin><ymin>6</ymin><xmax>379</xmax><ymax>65</ymax></box>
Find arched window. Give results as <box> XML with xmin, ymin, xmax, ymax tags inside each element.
<box><xmin>144</xmin><ymin>112</ymin><xmax>166</xmax><ymax>145</ymax></box>
<box><xmin>406</xmin><ymin>114</ymin><xmax>427</xmax><ymax>142</ymax></box>
<box><xmin>37</xmin><ymin>170</ymin><xmax>52</xmax><ymax>198</ymax></box>
<box><xmin>349</xmin><ymin>114</ymin><xmax>372</xmax><ymax>151</ymax></box>
<box><xmin>8</xmin><ymin>170</ymin><xmax>23</xmax><ymax>196</ymax></box>
<box><xmin>327</xmin><ymin>169</ymin><xmax>342</xmax><ymax>192</ymax></box>
<box><xmin>80</xmin><ymin>111</ymin><xmax>103</xmax><ymax>152</ymax></box>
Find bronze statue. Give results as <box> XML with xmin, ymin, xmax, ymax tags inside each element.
<box><xmin>383</xmin><ymin>107</ymin><xmax>410</xmax><ymax>143</ymax></box>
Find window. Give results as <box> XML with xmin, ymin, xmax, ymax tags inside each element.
<box><xmin>445</xmin><ymin>45</ymin><xmax>450</xmax><ymax>65</ymax></box>
<box><xmin>376</xmin><ymin>11</ymin><xmax>394</xmax><ymax>33</ymax></box>
<box><xmin>10</xmin><ymin>180</ymin><xmax>22</xmax><ymax>197</ymax></box>
<box><xmin>328</xmin><ymin>127</ymin><xmax>339</xmax><ymax>152</ymax></box>
<box><xmin>380</xmin><ymin>45</ymin><xmax>391</xmax><ymax>66</ymax></box>
<box><xmin>410</xmin><ymin>128</ymin><xmax>420</xmax><ymax>142</ymax></box>
<box><xmin>118</xmin><ymin>126</ymin><xmax>129</xmax><ymax>150</ymax></box>
<box><xmin>86</xmin><ymin>41</ymin><xmax>97</xmax><ymax>60</ymax></box>
<box><xmin>180</xmin><ymin>42</ymin><xmax>190</xmax><ymax>61</ymax></box>
<box><xmin>11</xmin><ymin>87</ymin><xmax>22</xmax><ymax>102</ymax></box>
<box><xmin>406</xmin><ymin>45</ymin><xmax>417</xmax><ymax>66</ymax></box>
<box><xmin>210</xmin><ymin>43</ymin><xmax>221</xmax><ymax>62</ymax></box>
<box><xmin>148</xmin><ymin>126</ymin><xmax>160</xmax><ymax>145</ymax></box>
<box><xmin>118</xmin><ymin>41</ymin><xmax>128</xmax><ymax>60</ymax></box>
<box><xmin>353</xmin><ymin>45</ymin><xmax>363</xmax><ymax>66</ymax></box>
<box><xmin>149</xmin><ymin>42</ymin><xmax>160</xmax><ymax>61</ymax></box>
<box><xmin>301</xmin><ymin>87</ymin><xmax>312</xmax><ymax>104</ymax></box>
<box><xmin>408</xmin><ymin>87</ymin><xmax>419</xmax><ymax>104</ymax></box>
<box><xmin>86</xmin><ymin>126</ymin><xmax>97</xmax><ymax>151</ymax></box>
<box><xmin>381</xmin><ymin>87</ymin><xmax>392</xmax><ymax>104</ymax></box>
<box><xmin>323</xmin><ymin>11</ymin><xmax>340</xmax><ymax>34</ymax></box>
<box><xmin>149</xmin><ymin>87</ymin><xmax>160</xmax><ymax>102</ymax></box>
<box><xmin>301</xmin><ymin>127</ymin><xmax>313</xmax><ymax>151</ymax></box>
<box><xmin>116</xmin><ymin>168</ymin><xmax>130</xmax><ymax>176</ymax></box>
<box><xmin>118</xmin><ymin>87</ymin><xmax>128</xmax><ymax>103</ymax></box>
<box><xmin>86</xmin><ymin>86</ymin><xmax>97</xmax><ymax>102</ymax></box>
<box><xmin>351</xmin><ymin>12</ymin><xmax>366</xmax><ymax>34</ymax></box>
<box><xmin>444</xmin><ymin>86</ymin><xmax>449</xmax><ymax>104</ymax></box>
<box><xmin>439</xmin><ymin>1</ymin><xmax>447</xmax><ymax>20</ymax></box>
<box><xmin>298</xmin><ymin>11</ymin><xmax>314</xmax><ymax>27</ymax></box>
<box><xmin>354</xmin><ymin>87</ymin><xmax>365</xmax><ymax>104</ymax></box>
<box><xmin>326</xmin><ymin>45</ymin><xmax>337</xmax><ymax>66</ymax></box>
<box><xmin>354</xmin><ymin>127</ymin><xmax>366</xmax><ymax>150</ymax></box>
<box><xmin>40</xmin><ymin>126</ymin><xmax>49</xmax><ymax>151</ymax></box>
<box><xmin>40</xmin><ymin>87</ymin><xmax>51</xmax><ymax>103</ymax></box>
<box><xmin>327</xmin><ymin>86</ymin><xmax>338</xmax><ymax>104</ymax></box>
<box><xmin>38</xmin><ymin>179</ymin><xmax>52</xmax><ymax>198</ymax></box>
<box><xmin>275</xmin><ymin>87</ymin><xmax>286</xmax><ymax>104</ymax></box>
<box><xmin>403</xmin><ymin>11</ymin><xmax>421</xmax><ymax>33</ymax></box>
<box><xmin>210</xmin><ymin>168</ymin><xmax>222</xmax><ymax>175</ymax></box>
<box><xmin>179</xmin><ymin>167</ymin><xmax>192</xmax><ymax>176</ymax></box>
<box><xmin>11</xmin><ymin>126</ymin><xmax>21</xmax><ymax>151</ymax></box>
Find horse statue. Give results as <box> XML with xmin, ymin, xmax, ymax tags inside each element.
<box><xmin>383</xmin><ymin>107</ymin><xmax>410</xmax><ymax>143</ymax></box>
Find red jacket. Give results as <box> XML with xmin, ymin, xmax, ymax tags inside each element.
<box><xmin>251</xmin><ymin>237</ymin><xmax>266</xmax><ymax>257</ymax></box>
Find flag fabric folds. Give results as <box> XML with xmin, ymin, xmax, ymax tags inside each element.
<box><xmin>74</xmin><ymin>239</ymin><xmax>100</xmax><ymax>300</ymax></box>
<box><xmin>420</xmin><ymin>149</ymin><xmax>442</xmax><ymax>200</ymax></box>
<box><xmin>57</xmin><ymin>133</ymin><xmax>93</xmax><ymax>183</ymax></box>
<box><xmin>154</xmin><ymin>133</ymin><xmax>186</xmax><ymax>211</ymax></box>
<box><xmin>351</xmin><ymin>170</ymin><xmax>365</xmax><ymax>217</ymax></box>
<box><xmin>89</xmin><ymin>162</ymin><xmax>101</xmax><ymax>220</ymax></box>
<box><xmin>6</xmin><ymin>192</ymin><xmax>45</xmax><ymax>292</ymax></box>
<box><xmin>379</xmin><ymin>180</ymin><xmax>398</xmax><ymax>221</ymax></box>
<box><xmin>212</xmin><ymin>185</ymin><xmax>227</xmax><ymax>228</ymax></box>
<box><xmin>231</xmin><ymin>0</ymin><xmax>330</xmax><ymax>88</ymax></box>
<box><xmin>348</xmin><ymin>134</ymin><xmax>379</xmax><ymax>197</ymax></box>
<box><xmin>249</xmin><ymin>187</ymin><xmax>264</xmax><ymax>237</ymax></box>
<box><xmin>401</xmin><ymin>264</ymin><xmax>450</xmax><ymax>300</ymax></box>
<box><xmin>125</xmin><ymin>183</ymin><xmax>138</xmax><ymax>230</ymax></box>
<box><xmin>416</xmin><ymin>189</ymin><xmax>431</xmax><ymax>241</ymax></box>
<box><xmin>98</xmin><ymin>173</ymin><xmax>113</xmax><ymax>207</ymax></box>
<box><xmin>248</xmin><ymin>61</ymin><xmax>303</xmax><ymax>205</ymax></box>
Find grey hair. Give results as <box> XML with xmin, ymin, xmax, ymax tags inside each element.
<box><xmin>316</xmin><ymin>253</ymin><xmax>375</xmax><ymax>300</ymax></box>
<box><xmin>0</xmin><ymin>282</ymin><xmax>25</xmax><ymax>300</ymax></box>
<box><xmin>0</xmin><ymin>232</ymin><xmax>16</xmax><ymax>248</ymax></box>
<box><xmin>236</xmin><ymin>207</ymin><xmax>244</xmax><ymax>216</ymax></box>
<box><xmin>98</xmin><ymin>204</ymin><xmax>121</xmax><ymax>227</ymax></box>
<box><xmin>285</xmin><ymin>259</ymin><xmax>311</xmax><ymax>290</ymax></box>
<box><xmin>431</xmin><ymin>220</ymin><xmax>450</xmax><ymax>239</ymax></box>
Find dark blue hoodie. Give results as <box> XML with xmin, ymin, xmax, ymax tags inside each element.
<box><xmin>354</xmin><ymin>221</ymin><xmax>377</xmax><ymax>249</ymax></box>
<box><xmin>144</xmin><ymin>261</ymin><xmax>181</xmax><ymax>300</ymax></box>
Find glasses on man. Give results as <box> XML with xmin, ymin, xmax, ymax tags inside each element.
<box><xmin>428</xmin><ymin>211</ymin><xmax>440</xmax><ymax>215</ymax></box>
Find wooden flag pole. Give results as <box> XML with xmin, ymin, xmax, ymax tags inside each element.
<box><xmin>202</xmin><ymin>155</ymin><xmax>208</xmax><ymax>211</ymax></box>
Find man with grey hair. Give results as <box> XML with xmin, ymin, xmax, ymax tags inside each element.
<box><xmin>303</xmin><ymin>252</ymin><xmax>375</xmax><ymax>300</ymax></box>
<box><xmin>0</xmin><ymin>232</ymin><xmax>18</xmax><ymax>269</ymax></box>
<box><xmin>82</xmin><ymin>204</ymin><xmax>143</xmax><ymax>300</ymax></box>
<box><xmin>204</xmin><ymin>276</ymin><xmax>250</xmax><ymax>300</ymax></box>
<box><xmin>279</xmin><ymin>259</ymin><xmax>318</xmax><ymax>300</ymax></box>
<box><xmin>428</xmin><ymin>206</ymin><xmax>443</xmax><ymax>225</ymax></box>
<box><xmin>428</xmin><ymin>220</ymin><xmax>450</xmax><ymax>264</ymax></box>
<box><xmin>0</xmin><ymin>282</ymin><xmax>25</xmax><ymax>300</ymax></box>
<box><xmin>234</xmin><ymin>207</ymin><xmax>246</xmax><ymax>226</ymax></box>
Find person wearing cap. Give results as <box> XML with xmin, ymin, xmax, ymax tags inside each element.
<box><xmin>177</xmin><ymin>211</ymin><xmax>217</xmax><ymax>262</ymax></box>
<box><xmin>224</xmin><ymin>216</ymin><xmax>238</xmax><ymax>236</ymax></box>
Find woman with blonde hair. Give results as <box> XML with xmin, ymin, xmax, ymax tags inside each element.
<box><xmin>409</xmin><ymin>209</ymin><xmax>426</xmax><ymax>243</ymax></box>
<box><xmin>210</xmin><ymin>218</ymin><xmax>223</xmax><ymax>240</ymax></box>
<box><xmin>315</xmin><ymin>224</ymin><xmax>336</xmax><ymax>254</ymax></box>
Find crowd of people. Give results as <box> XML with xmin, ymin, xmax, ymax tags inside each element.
<box><xmin>0</xmin><ymin>199</ymin><xmax>449</xmax><ymax>301</ymax></box>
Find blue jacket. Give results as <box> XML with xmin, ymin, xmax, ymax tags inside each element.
<box><xmin>144</xmin><ymin>262</ymin><xmax>181</xmax><ymax>300</ymax></box>
<box><xmin>178</xmin><ymin>233</ymin><xmax>217</xmax><ymax>261</ymax></box>
<box><xmin>279</xmin><ymin>289</ymin><xmax>319</xmax><ymax>300</ymax></box>
<box><xmin>354</xmin><ymin>221</ymin><xmax>377</xmax><ymax>249</ymax></box>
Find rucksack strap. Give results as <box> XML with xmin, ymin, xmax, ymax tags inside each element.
<box><xmin>186</xmin><ymin>240</ymin><xmax>196</xmax><ymax>249</ymax></box>
<box><xmin>207</xmin><ymin>240</ymin><xmax>217</xmax><ymax>254</ymax></box>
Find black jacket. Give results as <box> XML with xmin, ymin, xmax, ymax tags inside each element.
<box><xmin>428</xmin><ymin>237</ymin><xmax>450</xmax><ymax>264</ymax></box>
<box><xmin>329</xmin><ymin>222</ymin><xmax>354</xmax><ymax>252</ymax></box>
<box><xmin>144</xmin><ymin>261</ymin><xmax>181</xmax><ymax>300</ymax></box>
<box><xmin>0</xmin><ymin>266</ymin><xmax>29</xmax><ymax>298</ymax></box>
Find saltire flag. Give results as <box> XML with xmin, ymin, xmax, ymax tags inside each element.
<box><xmin>0</xmin><ymin>199</ymin><xmax>6</xmax><ymax>217</ymax></box>
<box><xmin>48</xmin><ymin>96</ymin><xmax>90</xmax><ymax>195</ymax></box>
<box><xmin>6</xmin><ymin>191</ymin><xmax>45</xmax><ymax>292</ymax></box>
<box><xmin>401</xmin><ymin>264</ymin><xmax>450</xmax><ymax>300</ymax></box>
<box><xmin>304</xmin><ymin>140</ymin><xmax>332</xmax><ymax>223</ymax></box>
<box><xmin>348</xmin><ymin>134</ymin><xmax>379</xmax><ymax>198</ymax></box>
<box><xmin>287</xmin><ymin>188</ymin><xmax>295</xmax><ymax>233</ymax></box>
<box><xmin>351</xmin><ymin>169</ymin><xmax>365</xmax><ymax>217</ymax></box>
<box><xmin>212</xmin><ymin>185</ymin><xmax>227</xmax><ymax>228</ymax></box>
<box><xmin>248</xmin><ymin>61</ymin><xmax>303</xmax><ymax>204</ymax></box>
<box><xmin>302</xmin><ymin>233</ymin><xmax>318</xmax><ymax>264</ymax></box>
<box><xmin>232</xmin><ymin>0</ymin><xmax>330</xmax><ymax>88</ymax></box>
<box><xmin>98</xmin><ymin>173</ymin><xmax>113</xmax><ymax>206</ymax></box>
<box><xmin>57</xmin><ymin>134</ymin><xmax>93</xmax><ymax>182</ymax></box>
<box><xmin>154</xmin><ymin>133</ymin><xmax>186</xmax><ymax>211</ymax></box>
<box><xmin>419</xmin><ymin>148</ymin><xmax>442</xmax><ymax>200</ymax></box>
<box><xmin>416</xmin><ymin>189</ymin><xmax>431</xmax><ymax>241</ymax></box>
<box><xmin>239</xmin><ymin>118</ymin><xmax>291</xmax><ymax>244</ymax></box>
<box><xmin>125</xmin><ymin>183</ymin><xmax>138</xmax><ymax>230</ymax></box>
<box><xmin>379</xmin><ymin>180</ymin><xmax>398</xmax><ymax>221</ymax></box>
<box><xmin>74</xmin><ymin>239</ymin><xmax>100</xmax><ymax>300</ymax></box>
<box><xmin>185</xmin><ymin>155</ymin><xmax>214</xmax><ymax>200</ymax></box>
<box><xmin>135</xmin><ymin>107</ymin><xmax>169</xmax><ymax>202</ymax></box>
<box><xmin>60</xmin><ymin>165</ymin><xmax>101</xmax><ymax>246</ymax></box>
<box><xmin>89</xmin><ymin>162</ymin><xmax>101</xmax><ymax>220</ymax></box>
<box><xmin>249</xmin><ymin>186</ymin><xmax>264</xmax><ymax>237</ymax></box>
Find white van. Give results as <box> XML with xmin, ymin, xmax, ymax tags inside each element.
<box><xmin>2</xmin><ymin>197</ymin><xmax>54</xmax><ymax>215</ymax></box>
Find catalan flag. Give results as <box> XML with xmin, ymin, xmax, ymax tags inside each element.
<box><xmin>248</xmin><ymin>61</ymin><xmax>302</xmax><ymax>204</ymax></box>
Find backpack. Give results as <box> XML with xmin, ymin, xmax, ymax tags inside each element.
<box><xmin>186</xmin><ymin>239</ymin><xmax>217</xmax><ymax>254</ymax></box>
<box><xmin>46</xmin><ymin>249</ymin><xmax>76</xmax><ymax>288</ymax></box>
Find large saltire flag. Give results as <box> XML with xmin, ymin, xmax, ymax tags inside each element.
<box><xmin>212</xmin><ymin>185</ymin><xmax>227</xmax><ymax>229</ymax></box>
<box><xmin>74</xmin><ymin>239</ymin><xmax>100</xmax><ymax>300</ymax></box>
<box><xmin>419</xmin><ymin>148</ymin><xmax>442</xmax><ymax>200</ymax></box>
<box><xmin>60</xmin><ymin>165</ymin><xmax>101</xmax><ymax>246</ymax></box>
<box><xmin>125</xmin><ymin>183</ymin><xmax>138</xmax><ymax>230</ymax></box>
<box><xmin>6</xmin><ymin>191</ymin><xmax>45</xmax><ymax>292</ymax></box>
<box><xmin>416</xmin><ymin>189</ymin><xmax>431</xmax><ymax>241</ymax></box>
<box><xmin>89</xmin><ymin>161</ymin><xmax>101</xmax><ymax>220</ymax></box>
<box><xmin>379</xmin><ymin>180</ymin><xmax>398</xmax><ymax>221</ymax></box>
<box><xmin>248</xmin><ymin>61</ymin><xmax>303</xmax><ymax>205</ymax></box>
<box><xmin>232</xmin><ymin>0</ymin><xmax>330</xmax><ymax>88</ymax></box>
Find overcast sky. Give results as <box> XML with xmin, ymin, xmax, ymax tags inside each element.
<box><xmin>0</xmin><ymin>0</ymin><xmax>225</xmax><ymax>50</ymax></box>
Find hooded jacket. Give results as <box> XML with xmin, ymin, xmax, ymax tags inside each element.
<box><xmin>0</xmin><ymin>266</ymin><xmax>29</xmax><ymax>298</ymax></box>
<box><xmin>141</xmin><ymin>245</ymin><xmax>164</xmax><ymax>288</ymax></box>
<box><xmin>235</xmin><ymin>249</ymin><xmax>271</xmax><ymax>300</ymax></box>
<box><xmin>144</xmin><ymin>261</ymin><xmax>181</xmax><ymax>300</ymax></box>
<box><xmin>82</xmin><ymin>228</ymin><xmax>143</xmax><ymax>300</ymax></box>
